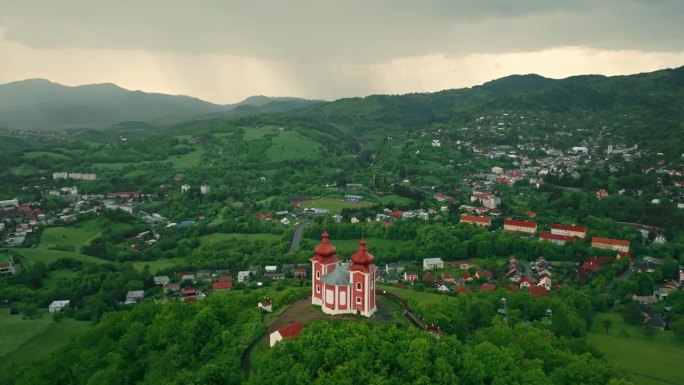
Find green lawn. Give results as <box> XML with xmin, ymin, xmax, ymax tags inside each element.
<box><xmin>243</xmin><ymin>126</ymin><xmax>277</xmax><ymax>140</ymax></box>
<box><xmin>589</xmin><ymin>312</ymin><xmax>684</xmax><ymax>385</ymax></box>
<box><xmin>298</xmin><ymin>198</ymin><xmax>374</xmax><ymax>213</ymax></box>
<box><xmin>92</xmin><ymin>162</ymin><xmax>143</xmax><ymax>170</ymax></box>
<box><xmin>198</xmin><ymin>232</ymin><xmax>285</xmax><ymax>246</ymax></box>
<box><xmin>130</xmin><ymin>258</ymin><xmax>185</xmax><ymax>273</ymax></box>
<box><xmin>321</xmin><ymin>237</ymin><xmax>407</xmax><ymax>256</ymax></box>
<box><xmin>13</xmin><ymin>247</ymin><xmax>108</xmax><ymax>266</ymax></box>
<box><xmin>379</xmin><ymin>194</ymin><xmax>416</xmax><ymax>206</ymax></box>
<box><xmin>267</xmin><ymin>131</ymin><xmax>322</xmax><ymax>162</ymax></box>
<box><xmin>379</xmin><ymin>284</ymin><xmax>449</xmax><ymax>309</ymax></box>
<box><xmin>0</xmin><ymin>311</ymin><xmax>91</xmax><ymax>369</ymax></box>
<box><xmin>22</xmin><ymin>151</ymin><xmax>71</xmax><ymax>160</ymax></box>
<box><xmin>166</xmin><ymin>148</ymin><xmax>205</xmax><ymax>169</ymax></box>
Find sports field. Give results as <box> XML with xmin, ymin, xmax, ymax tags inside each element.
<box><xmin>297</xmin><ymin>197</ymin><xmax>374</xmax><ymax>213</ymax></box>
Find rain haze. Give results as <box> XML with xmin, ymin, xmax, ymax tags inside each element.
<box><xmin>1</xmin><ymin>0</ymin><xmax>683</xmax><ymax>103</ymax></box>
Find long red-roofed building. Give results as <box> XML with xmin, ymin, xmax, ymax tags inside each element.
<box><xmin>539</xmin><ymin>232</ymin><xmax>574</xmax><ymax>245</ymax></box>
<box><xmin>592</xmin><ymin>237</ymin><xmax>630</xmax><ymax>252</ymax></box>
<box><xmin>504</xmin><ymin>219</ymin><xmax>537</xmax><ymax>234</ymax></box>
<box><xmin>551</xmin><ymin>224</ymin><xmax>587</xmax><ymax>239</ymax></box>
<box><xmin>460</xmin><ymin>214</ymin><xmax>491</xmax><ymax>227</ymax></box>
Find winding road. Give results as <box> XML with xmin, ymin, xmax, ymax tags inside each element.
<box><xmin>288</xmin><ymin>220</ymin><xmax>310</xmax><ymax>252</ymax></box>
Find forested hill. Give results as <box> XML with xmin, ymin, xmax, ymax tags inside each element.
<box><xmin>299</xmin><ymin>66</ymin><xmax>684</xmax><ymax>144</ymax></box>
<box><xmin>0</xmin><ymin>79</ymin><xmax>321</xmax><ymax>131</ymax></box>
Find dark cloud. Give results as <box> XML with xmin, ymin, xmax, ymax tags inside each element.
<box><xmin>1</xmin><ymin>0</ymin><xmax>683</xmax><ymax>63</ymax></box>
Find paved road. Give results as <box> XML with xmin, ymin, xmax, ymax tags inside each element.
<box><xmin>288</xmin><ymin>220</ymin><xmax>311</xmax><ymax>253</ymax></box>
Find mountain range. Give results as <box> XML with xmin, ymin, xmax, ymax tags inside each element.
<box><xmin>0</xmin><ymin>79</ymin><xmax>322</xmax><ymax>131</ymax></box>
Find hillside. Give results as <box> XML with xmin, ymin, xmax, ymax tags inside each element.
<box><xmin>0</xmin><ymin>79</ymin><xmax>321</xmax><ymax>131</ymax></box>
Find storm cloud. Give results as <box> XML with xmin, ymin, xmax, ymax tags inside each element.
<box><xmin>1</xmin><ymin>0</ymin><xmax>683</xmax><ymax>102</ymax></box>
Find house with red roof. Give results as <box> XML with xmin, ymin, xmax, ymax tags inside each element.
<box><xmin>212</xmin><ymin>280</ymin><xmax>233</xmax><ymax>292</ymax></box>
<box><xmin>460</xmin><ymin>214</ymin><xmax>491</xmax><ymax>227</ymax></box>
<box><xmin>517</xmin><ymin>276</ymin><xmax>533</xmax><ymax>289</ymax></box>
<box><xmin>596</xmin><ymin>189</ymin><xmax>609</xmax><ymax>199</ymax></box>
<box><xmin>539</xmin><ymin>232</ymin><xmax>574</xmax><ymax>245</ymax></box>
<box><xmin>480</xmin><ymin>283</ymin><xmax>496</xmax><ymax>291</ymax></box>
<box><xmin>528</xmin><ymin>285</ymin><xmax>548</xmax><ymax>297</ymax></box>
<box><xmin>551</xmin><ymin>224</ymin><xmax>587</xmax><ymax>239</ymax></box>
<box><xmin>592</xmin><ymin>237</ymin><xmax>630</xmax><ymax>252</ymax></box>
<box><xmin>504</xmin><ymin>219</ymin><xmax>537</xmax><ymax>234</ymax></box>
<box><xmin>270</xmin><ymin>322</ymin><xmax>305</xmax><ymax>347</ymax></box>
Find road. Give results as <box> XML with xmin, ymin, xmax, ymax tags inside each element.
<box><xmin>288</xmin><ymin>220</ymin><xmax>310</xmax><ymax>253</ymax></box>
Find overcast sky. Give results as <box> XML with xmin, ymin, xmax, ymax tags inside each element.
<box><xmin>1</xmin><ymin>0</ymin><xmax>683</xmax><ymax>104</ymax></box>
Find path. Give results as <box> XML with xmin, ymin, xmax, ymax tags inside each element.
<box><xmin>288</xmin><ymin>220</ymin><xmax>310</xmax><ymax>252</ymax></box>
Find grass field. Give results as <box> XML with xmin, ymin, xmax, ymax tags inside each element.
<box><xmin>130</xmin><ymin>258</ymin><xmax>185</xmax><ymax>273</ymax></box>
<box><xmin>22</xmin><ymin>151</ymin><xmax>71</xmax><ymax>160</ymax></box>
<box><xmin>198</xmin><ymin>232</ymin><xmax>285</xmax><ymax>246</ymax></box>
<box><xmin>243</xmin><ymin>126</ymin><xmax>277</xmax><ymax>140</ymax></box>
<box><xmin>380</xmin><ymin>284</ymin><xmax>449</xmax><ymax>309</ymax></box>
<box><xmin>589</xmin><ymin>311</ymin><xmax>684</xmax><ymax>385</ymax></box>
<box><xmin>298</xmin><ymin>198</ymin><xmax>375</xmax><ymax>213</ymax></box>
<box><xmin>12</xmin><ymin>247</ymin><xmax>107</xmax><ymax>266</ymax></box>
<box><xmin>379</xmin><ymin>194</ymin><xmax>416</xmax><ymax>206</ymax></box>
<box><xmin>267</xmin><ymin>131</ymin><xmax>321</xmax><ymax>162</ymax></box>
<box><xmin>166</xmin><ymin>148</ymin><xmax>205</xmax><ymax>169</ymax></box>
<box><xmin>0</xmin><ymin>311</ymin><xmax>91</xmax><ymax>369</ymax></box>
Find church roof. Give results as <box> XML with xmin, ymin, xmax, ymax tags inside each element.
<box><xmin>350</xmin><ymin>238</ymin><xmax>374</xmax><ymax>266</ymax></box>
<box><xmin>310</xmin><ymin>231</ymin><xmax>341</xmax><ymax>264</ymax></box>
<box><xmin>321</xmin><ymin>262</ymin><xmax>351</xmax><ymax>286</ymax></box>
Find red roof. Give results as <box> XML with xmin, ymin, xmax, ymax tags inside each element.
<box><xmin>310</xmin><ymin>232</ymin><xmax>341</xmax><ymax>264</ymax></box>
<box><xmin>582</xmin><ymin>256</ymin><xmax>612</xmax><ymax>271</ymax></box>
<box><xmin>180</xmin><ymin>289</ymin><xmax>197</xmax><ymax>296</ymax></box>
<box><xmin>504</xmin><ymin>219</ymin><xmax>537</xmax><ymax>228</ymax></box>
<box><xmin>455</xmin><ymin>286</ymin><xmax>471</xmax><ymax>293</ymax></box>
<box><xmin>592</xmin><ymin>237</ymin><xmax>630</xmax><ymax>247</ymax></box>
<box><xmin>460</xmin><ymin>214</ymin><xmax>491</xmax><ymax>225</ymax></box>
<box><xmin>528</xmin><ymin>286</ymin><xmax>548</xmax><ymax>296</ymax></box>
<box><xmin>389</xmin><ymin>210</ymin><xmax>404</xmax><ymax>218</ymax></box>
<box><xmin>183</xmin><ymin>296</ymin><xmax>198</xmax><ymax>302</ymax></box>
<box><xmin>551</xmin><ymin>224</ymin><xmax>587</xmax><ymax>233</ymax></box>
<box><xmin>212</xmin><ymin>281</ymin><xmax>233</xmax><ymax>291</ymax></box>
<box><xmin>517</xmin><ymin>276</ymin><xmax>533</xmax><ymax>285</ymax></box>
<box><xmin>480</xmin><ymin>283</ymin><xmax>496</xmax><ymax>291</ymax></box>
<box><xmin>539</xmin><ymin>232</ymin><xmax>574</xmax><ymax>241</ymax></box>
<box><xmin>277</xmin><ymin>322</ymin><xmax>304</xmax><ymax>338</ymax></box>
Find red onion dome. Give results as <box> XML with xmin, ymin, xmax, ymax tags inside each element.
<box><xmin>314</xmin><ymin>231</ymin><xmax>336</xmax><ymax>258</ymax></box>
<box><xmin>350</xmin><ymin>238</ymin><xmax>374</xmax><ymax>266</ymax></box>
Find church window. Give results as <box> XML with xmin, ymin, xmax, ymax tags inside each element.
<box><xmin>356</xmin><ymin>282</ymin><xmax>362</xmax><ymax>291</ymax></box>
<box><xmin>356</xmin><ymin>296</ymin><xmax>361</xmax><ymax>304</ymax></box>
<box><xmin>316</xmin><ymin>271</ymin><xmax>320</xmax><ymax>279</ymax></box>
<box><xmin>316</xmin><ymin>285</ymin><xmax>320</xmax><ymax>293</ymax></box>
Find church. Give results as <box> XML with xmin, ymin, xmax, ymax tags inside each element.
<box><xmin>310</xmin><ymin>231</ymin><xmax>376</xmax><ymax>317</ymax></box>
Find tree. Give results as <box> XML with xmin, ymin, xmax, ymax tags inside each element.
<box><xmin>602</xmin><ymin>318</ymin><xmax>613</xmax><ymax>333</ymax></box>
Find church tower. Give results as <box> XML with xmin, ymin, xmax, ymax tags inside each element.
<box><xmin>348</xmin><ymin>238</ymin><xmax>377</xmax><ymax>317</ymax></box>
<box><xmin>310</xmin><ymin>231</ymin><xmax>340</xmax><ymax>307</ymax></box>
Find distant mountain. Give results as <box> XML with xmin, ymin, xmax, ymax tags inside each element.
<box><xmin>0</xmin><ymin>79</ymin><xmax>322</xmax><ymax>131</ymax></box>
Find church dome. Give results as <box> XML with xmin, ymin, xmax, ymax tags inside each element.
<box><xmin>350</xmin><ymin>238</ymin><xmax>374</xmax><ymax>266</ymax></box>
<box><xmin>314</xmin><ymin>231</ymin><xmax>336</xmax><ymax>258</ymax></box>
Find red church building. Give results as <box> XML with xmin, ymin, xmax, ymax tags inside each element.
<box><xmin>310</xmin><ymin>232</ymin><xmax>377</xmax><ymax>317</ymax></box>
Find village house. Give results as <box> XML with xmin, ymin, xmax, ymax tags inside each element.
<box><xmin>238</xmin><ymin>271</ymin><xmax>251</xmax><ymax>283</ymax></box>
<box><xmin>258</xmin><ymin>298</ymin><xmax>273</xmax><ymax>312</ymax></box>
<box><xmin>504</xmin><ymin>219</ymin><xmax>537</xmax><ymax>234</ymax></box>
<box><xmin>48</xmin><ymin>300</ymin><xmax>70</xmax><ymax>313</ymax></box>
<box><xmin>423</xmin><ymin>258</ymin><xmax>444</xmax><ymax>270</ymax></box>
<box><xmin>125</xmin><ymin>290</ymin><xmax>144</xmax><ymax>304</ymax></box>
<box><xmin>212</xmin><ymin>280</ymin><xmax>233</xmax><ymax>292</ymax></box>
<box><xmin>592</xmin><ymin>237</ymin><xmax>630</xmax><ymax>253</ymax></box>
<box><xmin>460</xmin><ymin>214</ymin><xmax>491</xmax><ymax>227</ymax></box>
<box><xmin>403</xmin><ymin>271</ymin><xmax>418</xmax><ymax>282</ymax></box>
<box><xmin>551</xmin><ymin>224</ymin><xmax>587</xmax><ymax>238</ymax></box>
<box><xmin>269</xmin><ymin>322</ymin><xmax>304</xmax><ymax>347</ymax></box>
<box><xmin>539</xmin><ymin>232</ymin><xmax>574</xmax><ymax>245</ymax></box>
<box><xmin>293</xmin><ymin>268</ymin><xmax>307</xmax><ymax>279</ymax></box>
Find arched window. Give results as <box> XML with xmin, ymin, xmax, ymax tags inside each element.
<box><xmin>356</xmin><ymin>282</ymin><xmax>362</xmax><ymax>291</ymax></box>
<box><xmin>316</xmin><ymin>271</ymin><xmax>320</xmax><ymax>279</ymax></box>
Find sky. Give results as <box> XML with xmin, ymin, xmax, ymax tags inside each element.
<box><xmin>1</xmin><ymin>0</ymin><xmax>683</xmax><ymax>104</ymax></box>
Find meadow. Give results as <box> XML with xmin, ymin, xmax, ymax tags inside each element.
<box><xmin>267</xmin><ymin>131</ymin><xmax>322</xmax><ymax>162</ymax></box>
<box><xmin>198</xmin><ymin>232</ymin><xmax>285</xmax><ymax>246</ymax></box>
<box><xmin>0</xmin><ymin>311</ymin><xmax>91</xmax><ymax>370</ymax></box>
<box><xmin>589</xmin><ymin>311</ymin><xmax>684</xmax><ymax>385</ymax></box>
<box><xmin>298</xmin><ymin>198</ymin><xmax>375</xmax><ymax>213</ymax></box>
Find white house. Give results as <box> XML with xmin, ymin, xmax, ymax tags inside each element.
<box><xmin>265</xmin><ymin>266</ymin><xmax>278</xmax><ymax>273</ymax></box>
<box><xmin>125</xmin><ymin>290</ymin><xmax>145</xmax><ymax>304</ymax></box>
<box><xmin>258</xmin><ymin>298</ymin><xmax>273</xmax><ymax>312</ymax></box>
<box><xmin>48</xmin><ymin>300</ymin><xmax>70</xmax><ymax>313</ymax></box>
<box><xmin>423</xmin><ymin>258</ymin><xmax>444</xmax><ymax>270</ymax></box>
<box><xmin>153</xmin><ymin>275</ymin><xmax>170</xmax><ymax>285</ymax></box>
<box><xmin>238</xmin><ymin>271</ymin><xmax>250</xmax><ymax>283</ymax></box>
